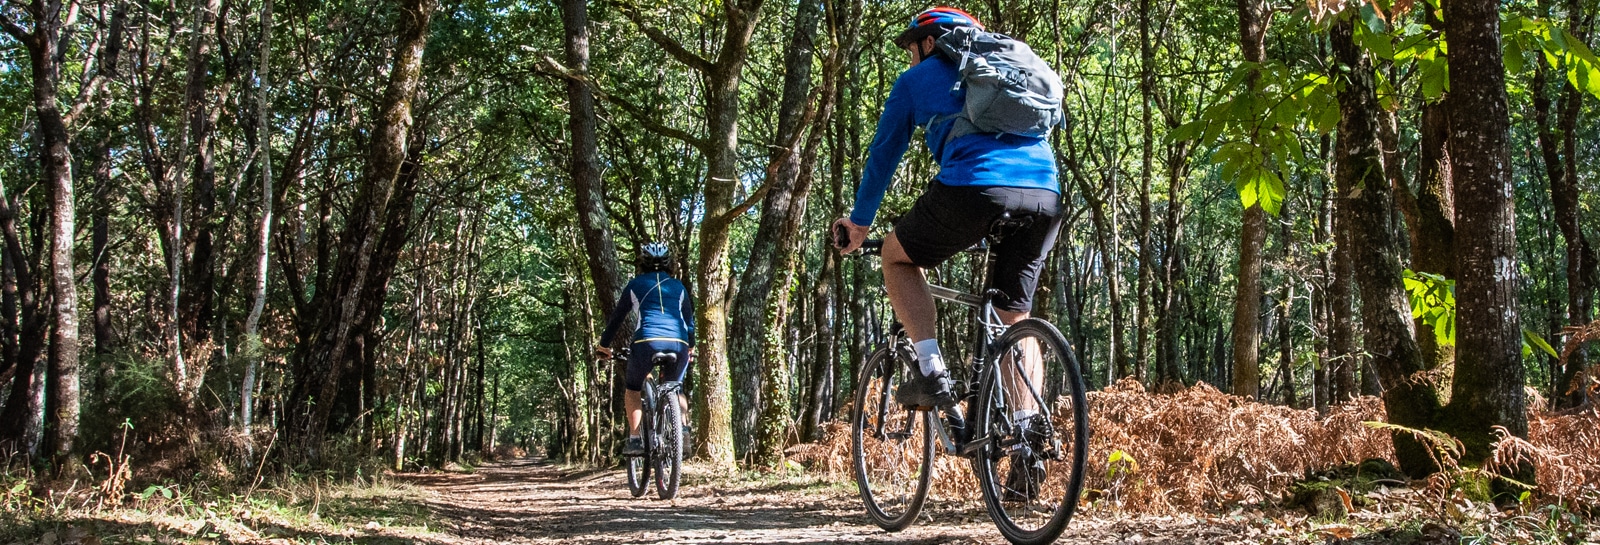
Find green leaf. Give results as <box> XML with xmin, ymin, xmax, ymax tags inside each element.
<box><xmin>1561</xmin><ymin>29</ymin><xmax>1600</xmax><ymax>65</ymax></box>
<box><xmin>1359</xmin><ymin>3</ymin><xmax>1388</xmax><ymax>34</ymax></box>
<box><xmin>1376</xmin><ymin>69</ymin><xmax>1400</xmax><ymax>111</ymax></box>
<box><xmin>1544</xmin><ymin>40</ymin><xmax>1564</xmax><ymax>69</ymax></box>
<box><xmin>1420</xmin><ymin>58</ymin><xmax>1449</xmax><ymax>102</ymax></box>
<box><xmin>1500</xmin><ymin>15</ymin><xmax>1524</xmax><ymax>36</ymax></box>
<box><xmin>1523</xmin><ymin>329</ymin><xmax>1560</xmax><ymax>359</ymax></box>
<box><xmin>1359</xmin><ymin>23</ymin><xmax>1396</xmax><ymax>60</ymax></box>
<box><xmin>1393</xmin><ymin>33</ymin><xmax>1431</xmax><ymax>62</ymax></box>
<box><xmin>1504</xmin><ymin>40</ymin><xmax>1525</xmax><ymax>74</ymax></box>
<box><xmin>1168</xmin><ymin>120</ymin><xmax>1206</xmax><ymax>143</ymax></box>
<box><xmin>8</xmin><ymin>481</ymin><xmax>24</xmax><ymax>494</ymax></box>
<box><xmin>160</xmin><ymin>486</ymin><xmax>173</xmax><ymax>499</ymax></box>
<box><xmin>1238</xmin><ymin>166</ymin><xmax>1285</xmax><ymax>215</ymax></box>
<box><xmin>1314</xmin><ymin>94</ymin><xmax>1341</xmax><ymax>134</ymax></box>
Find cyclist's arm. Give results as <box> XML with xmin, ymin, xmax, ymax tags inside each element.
<box><xmin>849</xmin><ymin>75</ymin><xmax>919</xmax><ymax>228</ymax></box>
<box><xmin>598</xmin><ymin>280</ymin><xmax>637</xmax><ymax>347</ymax></box>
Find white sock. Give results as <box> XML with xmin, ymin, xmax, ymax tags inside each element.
<box><xmin>1012</xmin><ymin>409</ymin><xmax>1038</xmax><ymax>424</ymax></box>
<box><xmin>913</xmin><ymin>339</ymin><xmax>946</xmax><ymax>376</ymax></box>
<box><xmin>629</xmin><ymin>435</ymin><xmax>641</xmax><ymax>440</ymax></box>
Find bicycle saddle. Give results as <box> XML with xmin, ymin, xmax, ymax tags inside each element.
<box><xmin>964</xmin><ymin>213</ymin><xmax>1039</xmax><ymax>253</ymax></box>
<box><xmin>988</xmin><ymin>212</ymin><xmax>1036</xmax><ymax>239</ymax></box>
<box><xmin>652</xmin><ymin>352</ymin><xmax>678</xmax><ymax>365</ymax></box>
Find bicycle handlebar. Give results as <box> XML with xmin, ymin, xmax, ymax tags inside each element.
<box><xmin>829</xmin><ymin>224</ymin><xmax>883</xmax><ymax>256</ymax></box>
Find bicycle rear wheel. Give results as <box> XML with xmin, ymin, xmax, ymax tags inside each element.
<box><xmin>850</xmin><ymin>337</ymin><xmax>934</xmax><ymax>531</ymax></box>
<box><xmin>970</xmin><ymin>318</ymin><xmax>1089</xmax><ymax>545</ymax></box>
<box><xmin>653</xmin><ymin>382</ymin><xmax>683</xmax><ymax>500</ymax></box>
<box><xmin>625</xmin><ymin>382</ymin><xmax>655</xmax><ymax>498</ymax></box>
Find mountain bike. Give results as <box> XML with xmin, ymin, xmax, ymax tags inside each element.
<box><xmin>605</xmin><ymin>348</ymin><xmax>684</xmax><ymax>500</ymax></box>
<box><xmin>838</xmin><ymin>216</ymin><xmax>1090</xmax><ymax>545</ymax></box>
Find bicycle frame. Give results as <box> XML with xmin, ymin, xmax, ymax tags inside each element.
<box><xmin>911</xmin><ymin>243</ymin><xmax>1057</xmax><ymax>458</ymax></box>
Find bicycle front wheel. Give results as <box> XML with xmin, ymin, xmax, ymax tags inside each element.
<box><xmin>850</xmin><ymin>338</ymin><xmax>934</xmax><ymax>532</ymax></box>
<box><xmin>626</xmin><ymin>382</ymin><xmax>655</xmax><ymax>498</ymax></box>
<box><xmin>653</xmin><ymin>383</ymin><xmax>683</xmax><ymax>500</ymax></box>
<box><xmin>970</xmin><ymin>318</ymin><xmax>1089</xmax><ymax>545</ymax></box>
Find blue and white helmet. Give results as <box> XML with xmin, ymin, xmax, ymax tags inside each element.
<box><xmin>640</xmin><ymin>242</ymin><xmax>672</xmax><ymax>271</ymax></box>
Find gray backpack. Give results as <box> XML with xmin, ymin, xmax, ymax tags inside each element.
<box><xmin>934</xmin><ymin>26</ymin><xmax>1066</xmax><ymax>142</ymax></box>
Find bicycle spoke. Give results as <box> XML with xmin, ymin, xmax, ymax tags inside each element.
<box><xmin>972</xmin><ymin>319</ymin><xmax>1088</xmax><ymax>545</ymax></box>
<box><xmin>852</xmin><ymin>341</ymin><xmax>933</xmax><ymax>532</ymax></box>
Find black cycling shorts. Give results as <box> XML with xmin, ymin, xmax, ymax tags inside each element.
<box><xmin>893</xmin><ymin>181</ymin><xmax>1063</xmax><ymax>313</ymax></box>
<box><xmin>626</xmin><ymin>339</ymin><xmax>690</xmax><ymax>391</ymax></box>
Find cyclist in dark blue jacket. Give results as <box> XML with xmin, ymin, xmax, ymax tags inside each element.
<box><xmin>596</xmin><ymin>242</ymin><xmax>695</xmax><ymax>456</ymax></box>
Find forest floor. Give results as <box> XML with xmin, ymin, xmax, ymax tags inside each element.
<box><xmin>7</xmin><ymin>456</ymin><xmax>1592</xmax><ymax>545</ymax></box>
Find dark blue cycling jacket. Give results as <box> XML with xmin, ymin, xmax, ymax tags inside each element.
<box><xmin>849</xmin><ymin>54</ymin><xmax>1059</xmax><ymax>228</ymax></box>
<box><xmin>600</xmin><ymin>272</ymin><xmax>696</xmax><ymax>348</ymax></box>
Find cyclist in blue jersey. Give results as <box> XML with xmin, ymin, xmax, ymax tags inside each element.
<box><xmin>833</xmin><ymin>6</ymin><xmax>1064</xmax><ymax>496</ymax></box>
<box><xmin>596</xmin><ymin>242</ymin><xmax>696</xmax><ymax>457</ymax></box>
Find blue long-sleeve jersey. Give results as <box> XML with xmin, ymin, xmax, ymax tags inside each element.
<box><xmin>849</xmin><ymin>54</ymin><xmax>1059</xmax><ymax>227</ymax></box>
<box><xmin>599</xmin><ymin>272</ymin><xmax>696</xmax><ymax>348</ymax></box>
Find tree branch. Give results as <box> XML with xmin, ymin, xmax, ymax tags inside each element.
<box><xmin>0</xmin><ymin>10</ymin><xmax>32</xmax><ymax>43</ymax></box>
<box><xmin>540</xmin><ymin>55</ymin><xmax>709</xmax><ymax>151</ymax></box>
<box><xmin>708</xmin><ymin>181</ymin><xmax>771</xmax><ymax>227</ymax></box>
<box><xmin>62</xmin><ymin>73</ymin><xmax>108</xmax><ymax>128</ymax></box>
<box><xmin>614</xmin><ymin>1</ymin><xmax>714</xmax><ymax>73</ymax></box>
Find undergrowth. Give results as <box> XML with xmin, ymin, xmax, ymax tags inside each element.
<box><xmin>790</xmin><ymin>379</ymin><xmax>1599</xmax><ymax>543</ymax></box>
<box><xmin>0</xmin><ymin>442</ymin><xmax>438</xmax><ymax>544</ymax></box>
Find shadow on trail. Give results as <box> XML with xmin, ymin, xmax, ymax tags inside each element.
<box><xmin>392</xmin><ymin>456</ymin><xmax>988</xmax><ymax>544</ymax></box>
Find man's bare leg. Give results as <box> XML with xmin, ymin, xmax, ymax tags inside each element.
<box><xmin>996</xmin><ymin>309</ymin><xmax>1043</xmax><ymax>418</ymax></box>
<box><xmin>882</xmin><ymin>232</ymin><xmax>937</xmax><ymax>343</ymax></box>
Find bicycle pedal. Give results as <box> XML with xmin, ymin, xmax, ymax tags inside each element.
<box><xmin>959</xmin><ymin>436</ymin><xmax>987</xmax><ymax>458</ymax></box>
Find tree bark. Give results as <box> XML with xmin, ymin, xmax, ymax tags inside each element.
<box><xmin>1533</xmin><ymin>0</ymin><xmax>1595</xmax><ymax>408</ymax></box>
<box><xmin>241</xmin><ymin>0</ymin><xmax>274</xmax><ymax>441</ymax></box>
<box><xmin>734</xmin><ymin>0</ymin><xmax>821</xmax><ymax>456</ymax></box>
<box><xmin>1332</xmin><ymin>17</ymin><xmax>1443</xmax><ymax>477</ymax></box>
<box><xmin>91</xmin><ymin>144</ymin><xmax>114</xmax><ymax>360</ymax></box>
<box><xmin>0</xmin><ymin>0</ymin><xmax>80</xmax><ymax>464</ymax></box>
<box><xmin>1440</xmin><ymin>0</ymin><xmax>1531</xmax><ymax>482</ymax></box>
<box><xmin>1134</xmin><ymin>0</ymin><xmax>1155</xmax><ymax>382</ymax></box>
<box><xmin>560</xmin><ymin>0</ymin><xmax>623</xmax><ymax>314</ymax></box>
<box><xmin>1276</xmin><ymin>205</ymin><xmax>1295</xmax><ymax>407</ymax></box>
<box><xmin>1412</xmin><ymin>35</ymin><xmax>1456</xmax><ymax>372</ymax></box>
<box><xmin>284</xmin><ymin>0</ymin><xmax>436</xmax><ymax>460</ymax></box>
<box><xmin>1229</xmin><ymin>0</ymin><xmax>1267</xmax><ymax>399</ymax></box>
<box><xmin>0</xmin><ymin>185</ymin><xmax>46</xmax><ymax>455</ymax></box>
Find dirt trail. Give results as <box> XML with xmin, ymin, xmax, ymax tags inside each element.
<box><xmin>389</xmin><ymin>458</ymin><xmax>1270</xmax><ymax>545</ymax></box>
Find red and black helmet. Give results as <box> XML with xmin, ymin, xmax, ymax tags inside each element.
<box><xmin>893</xmin><ymin>6</ymin><xmax>983</xmax><ymax>48</ymax></box>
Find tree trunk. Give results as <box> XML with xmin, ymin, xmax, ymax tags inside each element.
<box><xmin>689</xmin><ymin>2</ymin><xmax>765</xmax><ymax>470</ymax></box>
<box><xmin>1440</xmin><ymin>0</ymin><xmax>1531</xmax><ymax>483</ymax></box>
<box><xmin>91</xmin><ymin>144</ymin><xmax>114</xmax><ymax>360</ymax></box>
<box><xmin>1332</xmin><ymin>17</ymin><xmax>1443</xmax><ymax>477</ymax></box>
<box><xmin>1330</xmin><ymin>176</ymin><xmax>1358</xmax><ymax>402</ymax></box>
<box><xmin>0</xmin><ymin>0</ymin><xmax>81</xmax><ymax>464</ymax></box>
<box><xmin>1154</xmin><ymin>136</ymin><xmax>1191</xmax><ymax>385</ymax></box>
<box><xmin>1063</xmin><ymin>138</ymin><xmax>1127</xmax><ymax>382</ymax></box>
<box><xmin>733</xmin><ymin>0</ymin><xmax>821</xmax><ymax>455</ymax></box>
<box><xmin>1314</xmin><ymin>153</ymin><xmax>1332</xmax><ymax>412</ymax></box>
<box><xmin>1229</xmin><ymin>0</ymin><xmax>1267</xmax><ymax>398</ymax></box>
<box><xmin>1411</xmin><ymin>14</ymin><xmax>1456</xmax><ymax>372</ymax></box>
<box><xmin>284</xmin><ymin>0</ymin><xmax>436</xmax><ymax>460</ymax></box>
<box><xmin>241</xmin><ymin>0</ymin><xmax>274</xmax><ymax>441</ymax></box>
<box><xmin>1277</xmin><ymin>213</ymin><xmax>1295</xmax><ymax>408</ymax></box>
<box><xmin>1533</xmin><ymin>0</ymin><xmax>1595</xmax><ymax>407</ymax></box>
<box><xmin>560</xmin><ymin>0</ymin><xmax>623</xmax><ymax>313</ymax></box>
<box><xmin>1133</xmin><ymin>0</ymin><xmax>1156</xmax><ymax>382</ymax></box>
